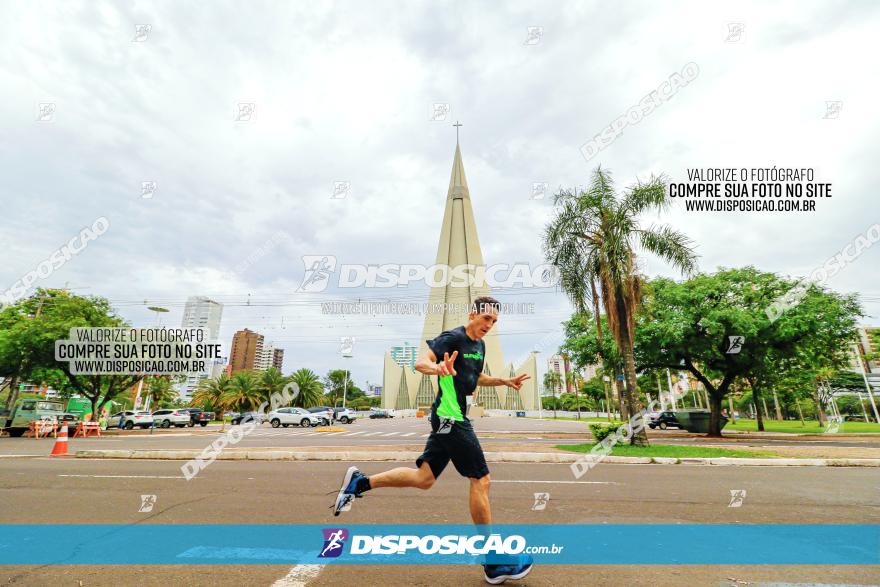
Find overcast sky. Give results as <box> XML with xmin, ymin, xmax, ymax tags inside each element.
<box><xmin>2</xmin><ymin>0</ymin><xmax>878</xmax><ymax>388</ymax></box>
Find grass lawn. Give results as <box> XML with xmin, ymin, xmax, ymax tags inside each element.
<box><xmin>724</xmin><ymin>418</ymin><xmax>880</xmax><ymax>434</ymax></box>
<box><xmin>556</xmin><ymin>443</ymin><xmax>777</xmax><ymax>459</ymax></box>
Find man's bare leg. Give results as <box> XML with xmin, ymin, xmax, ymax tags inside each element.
<box><xmin>369</xmin><ymin>461</ymin><xmax>436</xmax><ymax>490</ymax></box>
<box><xmin>469</xmin><ymin>474</ymin><xmax>491</xmax><ymax>525</ymax></box>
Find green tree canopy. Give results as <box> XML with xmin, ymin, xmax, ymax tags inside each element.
<box><xmin>634</xmin><ymin>267</ymin><xmax>862</xmax><ymax>435</ymax></box>
<box><xmin>0</xmin><ymin>289</ymin><xmax>145</xmax><ymax>418</ymax></box>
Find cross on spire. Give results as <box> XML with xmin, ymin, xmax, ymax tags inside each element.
<box><xmin>453</xmin><ymin>120</ymin><xmax>462</xmax><ymax>144</ymax></box>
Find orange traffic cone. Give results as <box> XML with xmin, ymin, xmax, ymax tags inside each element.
<box><xmin>50</xmin><ymin>422</ymin><xmax>69</xmax><ymax>457</ymax></box>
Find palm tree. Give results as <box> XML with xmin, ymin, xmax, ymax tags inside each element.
<box><xmin>222</xmin><ymin>371</ymin><xmax>263</xmax><ymax>412</ymax></box>
<box><xmin>543</xmin><ymin>370</ymin><xmax>563</xmax><ymax>418</ymax></box>
<box><xmin>191</xmin><ymin>373</ymin><xmax>231</xmax><ymax>408</ymax></box>
<box><xmin>544</xmin><ymin>167</ymin><xmax>697</xmax><ymax>445</ymax></box>
<box><xmin>289</xmin><ymin>368</ymin><xmax>324</xmax><ymax>408</ymax></box>
<box><xmin>144</xmin><ymin>376</ymin><xmax>176</xmax><ymax>409</ymax></box>
<box><xmin>565</xmin><ymin>359</ymin><xmax>583</xmax><ymax>420</ymax></box>
<box><xmin>192</xmin><ymin>373</ymin><xmax>232</xmax><ymax>429</ymax></box>
<box><xmin>258</xmin><ymin>367</ymin><xmax>291</xmax><ymax>406</ymax></box>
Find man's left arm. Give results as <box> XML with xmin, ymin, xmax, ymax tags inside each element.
<box><xmin>477</xmin><ymin>373</ymin><xmax>531</xmax><ymax>390</ymax></box>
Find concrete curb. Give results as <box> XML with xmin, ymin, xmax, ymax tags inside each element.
<box><xmin>73</xmin><ymin>449</ymin><xmax>880</xmax><ymax>467</ymax></box>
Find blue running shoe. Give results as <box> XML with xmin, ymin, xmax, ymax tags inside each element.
<box><xmin>333</xmin><ymin>466</ymin><xmax>367</xmax><ymax>516</ymax></box>
<box><xmin>483</xmin><ymin>554</ymin><xmax>533</xmax><ymax>584</ymax></box>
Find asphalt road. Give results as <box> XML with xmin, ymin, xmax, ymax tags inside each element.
<box><xmin>1</xmin><ymin>451</ymin><xmax>878</xmax><ymax>586</ymax></box>
<box><xmin>2</xmin><ymin>416</ymin><xmax>878</xmax><ymax>456</ymax></box>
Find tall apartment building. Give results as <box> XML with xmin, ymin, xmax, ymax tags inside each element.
<box><xmin>389</xmin><ymin>342</ymin><xmax>418</xmax><ymax>370</ymax></box>
<box><xmin>546</xmin><ymin>354</ymin><xmax>568</xmax><ymax>394</ymax></box>
<box><xmin>176</xmin><ymin>296</ymin><xmax>224</xmax><ymax>400</ymax></box>
<box><xmin>181</xmin><ymin>296</ymin><xmax>223</xmax><ymax>339</ymax></box>
<box><xmin>229</xmin><ymin>329</ymin><xmax>265</xmax><ymax>374</ymax></box>
<box><xmin>272</xmin><ymin>348</ymin><xmax>284</xmax><ymax>371</ymax></box>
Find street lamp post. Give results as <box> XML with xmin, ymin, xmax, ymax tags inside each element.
<box><xmin>147</xmin><ymin>306</ymin><xmax>169</xmax><ymax>327</ymax></box>
<box><xmin>341</xmin><ymin>337</ymin><xmax>354</xmax><ymax>410</ymax></box>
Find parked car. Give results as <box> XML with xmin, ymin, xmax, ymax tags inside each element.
<box><xmin>231</xmin><ymin>411</ymin><xmax>266</xmax><ymax>425</ymax></box>
<box><xmin>109</xmin><ymin>410</ymin><xmax>154</xmax><ymax>430</ymax></box>
<box><xmin>268</xmin><ymin>407</ymin><xmax>323</xmax><ymax>428</ymax></box>
<box><xmin>333</xmin><ymin>407</ymin><xmax>358</xmax><ymax>424</ymax></box>
<box><xmin>648</xmin><ymin>411</ymin><xmax>682</xmax><ymax>430</ymax></box>
<box><xmin>307</xmin><ymin>406</ymin><xmax>334</xmax><ymax>426</ymax></box>
<box><xmin>180</xmin><ymin>408</ymin><xmax>214</xmax><ymax>427</ymax></box>
<box><xmin>1</xmin><ymin>400</ymin><xmax>81</xmax><ymax>437</ymax></box>
<box><xmin>151</xmin><ymin>409</ymin><xmax>191</xmax><ymax>428</ymax></box>
<box><xmin>369</xmin><ymin>408</ymin><xmax>394</xmax><ymax>419</ymax></box>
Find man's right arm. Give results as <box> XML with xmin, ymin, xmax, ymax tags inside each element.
<box><xmin>415</xmin><ymin>349</ymin><xmax>440</xmax><ymax>376</ymax></box>
<box><xmin>415</xmin><ymin>348</ymin><xmax>458</xmax><ymax>377</ymax></box>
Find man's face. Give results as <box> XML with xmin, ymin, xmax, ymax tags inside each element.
<box><xmin>468</xmin><ymin>307</ymin><xmax>498</xmax><ymax>339</ymax></box>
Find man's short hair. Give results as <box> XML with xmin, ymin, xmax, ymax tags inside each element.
<box><xmin>471</xmin><ymin>296</ymin><xmax>500</xmax><ymax>315</ymax></box>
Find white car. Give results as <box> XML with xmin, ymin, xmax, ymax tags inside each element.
<box><xmin>108</xmin><ymin>410</ymin><xmax>154</xmax><ymax>430</ymax></box>
<box><xmin>268</xmin><ymin>407</ymin><xmax>323</xmax><ymax>428</ymax></box>
<box><xmin>151</xmin><ymin>409</ymin><xmax>190</xmax><ymax>428</ymax></box>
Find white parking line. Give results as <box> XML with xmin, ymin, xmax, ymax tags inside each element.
<box><xmin>363</xmin><ymin>432</ymin><xmax>385</xmax><ymax>437</ymax></box>
<box><xmin>400</xmin><ymin>433</ymin><xmax>416</xmax><ymax>437</ymax></box>
<box><xmin>343</xmin><ymin>431</ymin><xmax>366</xmax><ymax>436</ymax></box>
<box><xmin>381</xmin><ymin>432</ymin><xmax>400</xmax><ymax>437</ymax></box>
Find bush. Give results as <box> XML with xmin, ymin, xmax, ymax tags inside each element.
<box><xmin>591</xmin><ymin>421</ymin><xmax>625</xmax><ymax>443</ymax></box>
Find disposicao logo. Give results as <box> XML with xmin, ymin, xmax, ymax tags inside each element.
<box><xmin>319</xmin><ymin>528</ymin><xmax>348</xmax><ymax>558</ymax></box>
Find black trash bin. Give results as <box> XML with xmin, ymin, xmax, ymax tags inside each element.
<box><xmin>674</xmin><ymin>409</ymin><xmax>728</xmax><ymax>433</ymax></box>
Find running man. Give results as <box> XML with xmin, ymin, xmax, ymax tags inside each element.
<box><xmin>332</xmin><ymin>296</ymin><xmax>534</xmax><ymax>584</ymax></box>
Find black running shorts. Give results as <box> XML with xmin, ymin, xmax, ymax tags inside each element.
<box><xmin>416</xmin><ymin>415</ymin><xmax>489</xmax><ymax>479</ymax></box>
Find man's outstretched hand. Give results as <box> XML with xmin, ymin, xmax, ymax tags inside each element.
<box><xmin>504</xmin><ymin>373</ymin><xmax>531</xmax><ymax>390</ymax></box>
<box><xmin>437</xmin><ymin>351</ymin><xmax>458</xmax><ymax>377</ymax></box>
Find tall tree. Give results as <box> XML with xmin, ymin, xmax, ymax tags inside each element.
<box><xmin>542</xmin><ymin>370</ymin><xmax>563</xmax><ymax>418</ymax></box>
<box><xmin>323</xmin><ymin>369</ymin><xmax>361</xmax><ymax>406</ymax></box>
<box><xmin>290</xmin><ymin>368</ymin><xmax>324</xmax><ymax>408</ymax></box>
<box><xmin>544</xmin><ymin>168</ymin><xmax>697</xmax><ymax>444</ymax></box>
<box><xmin>192</xmin><ymin>373</ymin><xmax>232</xmax><ymax>412</ymax></box>
<box><xmin>257</xmin><ymin>367</ymin><xmax>290</xmax><ymax>405</ymax></box>
<box><xmin>144</xmin><ymin>376</ymin><xmax>176</xmax><ymax>409</ymax></box>
<box><xmin>222</xmin><ymin>371</ymin><xmax>263</xmax><ymax>412</ymax></box>
<box><xmin>635</xmin><ymin>268</ymin><xmax>862</xmax><ymax>436</ymax></box>
<box><xmin>0</xmin><ymin>289</ymin><xmax>145</xmax><ymax>418</ymax></box>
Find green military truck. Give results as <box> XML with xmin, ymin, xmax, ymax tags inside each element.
<box><xmin>0</xmin><ymin>399</ymin><xmax>81</xmax><ymax>437</ymax></box>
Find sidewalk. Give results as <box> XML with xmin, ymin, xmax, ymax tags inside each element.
<box><xmin>73</xmin><ymin>444</ymin><xmax>880</xmax><ymax>467</ymax></box>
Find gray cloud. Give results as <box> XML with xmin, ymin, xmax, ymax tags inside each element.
<box><xmin>1</xmin><ymin>0</ymin><xmax>877</xmax><ymax>385</ymax></box>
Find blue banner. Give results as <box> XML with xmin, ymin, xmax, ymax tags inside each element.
<box><xmin>0</xmin><ymin>524</ymin><xmax>876</xmax><ymax>565</ymax></box>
